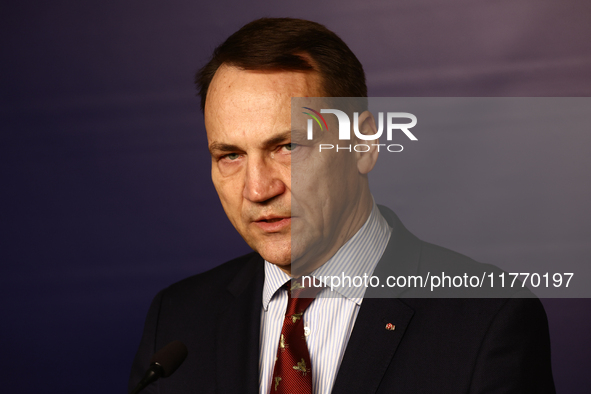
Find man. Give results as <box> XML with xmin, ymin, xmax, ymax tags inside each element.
<box><xmin>130</xmin><ymin>18</ymin><xmax>554</xmax><ymax>393</ymax></box>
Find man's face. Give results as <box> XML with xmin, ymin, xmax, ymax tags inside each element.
<box><xmin>205</xmin><ymin>65</ymin><xmax>371</xmax><ymax>274</ymax></box>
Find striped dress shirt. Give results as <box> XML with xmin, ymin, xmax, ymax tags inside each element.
<box><xmin>259</xmin><ymin>202</ymin><xmax>392</xmax><ymax>394</ymax></box>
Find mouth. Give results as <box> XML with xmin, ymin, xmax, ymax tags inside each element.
<box><xmin>261</xmin><ymin>218</ymin><xmax>284</xmax><ymax>223</ymax></box>
<box><xmin>253</xmin><ymin>216</ymin><xmax>291</xmax><ymax>232</ymax></box>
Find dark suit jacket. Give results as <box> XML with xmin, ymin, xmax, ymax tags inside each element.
<box><xmin>129</xmin><ymin>206</ymin><xmax>555</xmax><ymax>393</ymax></box>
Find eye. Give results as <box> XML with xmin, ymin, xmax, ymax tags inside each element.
<box><xmin>223</xmin><ymin>153</ymin><xmax>240</xmax><ymax>160</ymax></box>
<box><xmin>282</xmin><ymin>143</ymin><xmax>298</xmax><ymax>152</ymax></box>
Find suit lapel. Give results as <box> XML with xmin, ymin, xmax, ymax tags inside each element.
<box><xmin>332</xmin><ymin>298</ymin><xmax>414</xmax><ymax>394</ymax></box>
<box><xmin>333</xmin><ymin>206</ymin><xmax>421</xmax><ymax>394</ymax></box>
<box><xmin>215</xmin><ymin>254</ymin><xmax>264</xmax><ymax>394</ymax></box>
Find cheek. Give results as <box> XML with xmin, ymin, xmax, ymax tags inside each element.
<box><xmin>212</xmin><ymin>175</ymin><xmax>243</xmax><ymax>215</ymax></box>
<box><xmin>293</xmin><ymin>152</ymin><xmax>339</xmax><ymax>191</ymax></box>
<box><xmin>295</xmin><ymin>156</ymin><xmax>353</xmax><ymax>216</ymax></box>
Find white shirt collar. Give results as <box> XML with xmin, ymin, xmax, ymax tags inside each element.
<box><xmin>262</xmin><ymin>200</ymin><xmax>392</xmax><ymax>309</ymax></box>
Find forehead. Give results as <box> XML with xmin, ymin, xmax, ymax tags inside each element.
<box><xmin>204</xmin><ymin>65</ymin><xmax>323</xmax><ymax>140</ymax></box>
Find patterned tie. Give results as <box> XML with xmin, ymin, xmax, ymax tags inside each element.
<box><xmin>271</xmin><ymin>279</ymin><xmax>322</xmax><ymax>394</ymax></box>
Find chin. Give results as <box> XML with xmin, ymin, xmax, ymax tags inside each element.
<box><xmin>255</xmin><ymin>240</ymin><xmax>291</xmax><ymax>267</ymax></box>
<box><xmin>290</xmin><ymin>234</ymin><xmax>318</xmax><ymax>263</ymax></box>
<box><xmin>259</xmin><ymin>250</ymin><xmax>291</xmax><ymax>266</ymax></box>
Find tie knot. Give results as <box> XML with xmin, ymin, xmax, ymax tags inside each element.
<box><xmin>283</xmin><ymin>278</ymin><xmax>323</xmax><ymax>317</ymax></box>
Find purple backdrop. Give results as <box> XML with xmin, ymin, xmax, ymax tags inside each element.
<box><xmin>2</xmin><ymin>1</ymin><xmax>590</xmax><ymax>392</ymax></box>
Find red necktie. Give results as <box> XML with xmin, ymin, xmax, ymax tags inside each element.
<box><xmin>271</xmin><ymin>280</ymin><xmax>322</xmax><ymax>393</ymax></box>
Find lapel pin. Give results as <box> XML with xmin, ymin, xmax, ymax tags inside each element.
<box><xmin>385</xmin><ymin>323</ymin><xmax>396</xmax><ymax>331</ymax></box>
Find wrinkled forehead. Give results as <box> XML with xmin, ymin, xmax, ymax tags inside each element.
<box><xmin>204</xmin><ymin>65</ymin><xmax>325</xmax><ymax>139</ymax></box>
<box><xmin>206</xmin><ymin>65</ymin><xmax>323</xmax><ymax>108</ymax></box>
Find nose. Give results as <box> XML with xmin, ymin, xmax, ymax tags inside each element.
<box><xmin>243</xmin><ymin>156</ymin><xmax>286</xmax><ymax>203</ymax></box>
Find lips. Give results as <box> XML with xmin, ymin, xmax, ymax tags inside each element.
<box><xmin>253</xmin><ymin>216</ymin><xmax>291</xmax><ymax>232</ymax></box>
<box><xmin>255</xmin><ymin>214</ymin><xmax>290</xmax><ymax>222</ymax></box>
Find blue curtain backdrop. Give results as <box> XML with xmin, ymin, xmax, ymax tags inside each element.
<box><xmin>2</xmin><ymin>1</ymin><xmax>590</xmax><ymax>392</ymax></box>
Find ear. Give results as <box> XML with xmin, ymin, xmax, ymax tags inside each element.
<box><xmin>355</xmin><ymin>111</ymin><xmax>380</xmax><ymax>175</ymax></box>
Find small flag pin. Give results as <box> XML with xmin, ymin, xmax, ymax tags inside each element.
<box><xmin>385</xmin><ymin>323</ymin><xmax>396</xmax><ymax>331</ymax></box>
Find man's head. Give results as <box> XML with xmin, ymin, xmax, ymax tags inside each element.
<box><xmin>196</xmin><ymin>18</ymin><xmax>367</xmax><ymax>112</ymax></box>
<box><xmin>197</xmin><ymin>18</ymin><xmax>379</xmax><ymax>275</ymax></box>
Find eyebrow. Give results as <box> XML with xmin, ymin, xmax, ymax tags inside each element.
<box><xmin>262</xmin><ymin>131</ymin><xmax>292</xmax><ymax>148</ymax></box>
<box><xmin>208</xmin><ymin>131</ymin><xmax>293</xmax><ymax>155</ymax></box>
<box><xmin>208</xmin><ymin>142</ymin><xmax>241</xmax><ymax>155</ymax></box>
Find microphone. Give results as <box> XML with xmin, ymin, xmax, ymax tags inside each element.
<box><xmin>129</xmin><ymin>340</ymin><xmax>188</xmax><ymax>394</ymax></box>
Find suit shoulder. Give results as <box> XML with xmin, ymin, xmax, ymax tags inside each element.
<box><xmin>418</xmin><ymin>240</ymin><xmax>503</xmax><ymax>275</ymax></box>
<box><xmin>414</xmin><ymin>240</ymin><xmax>534</xmax><ymax>298</ymax></box>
